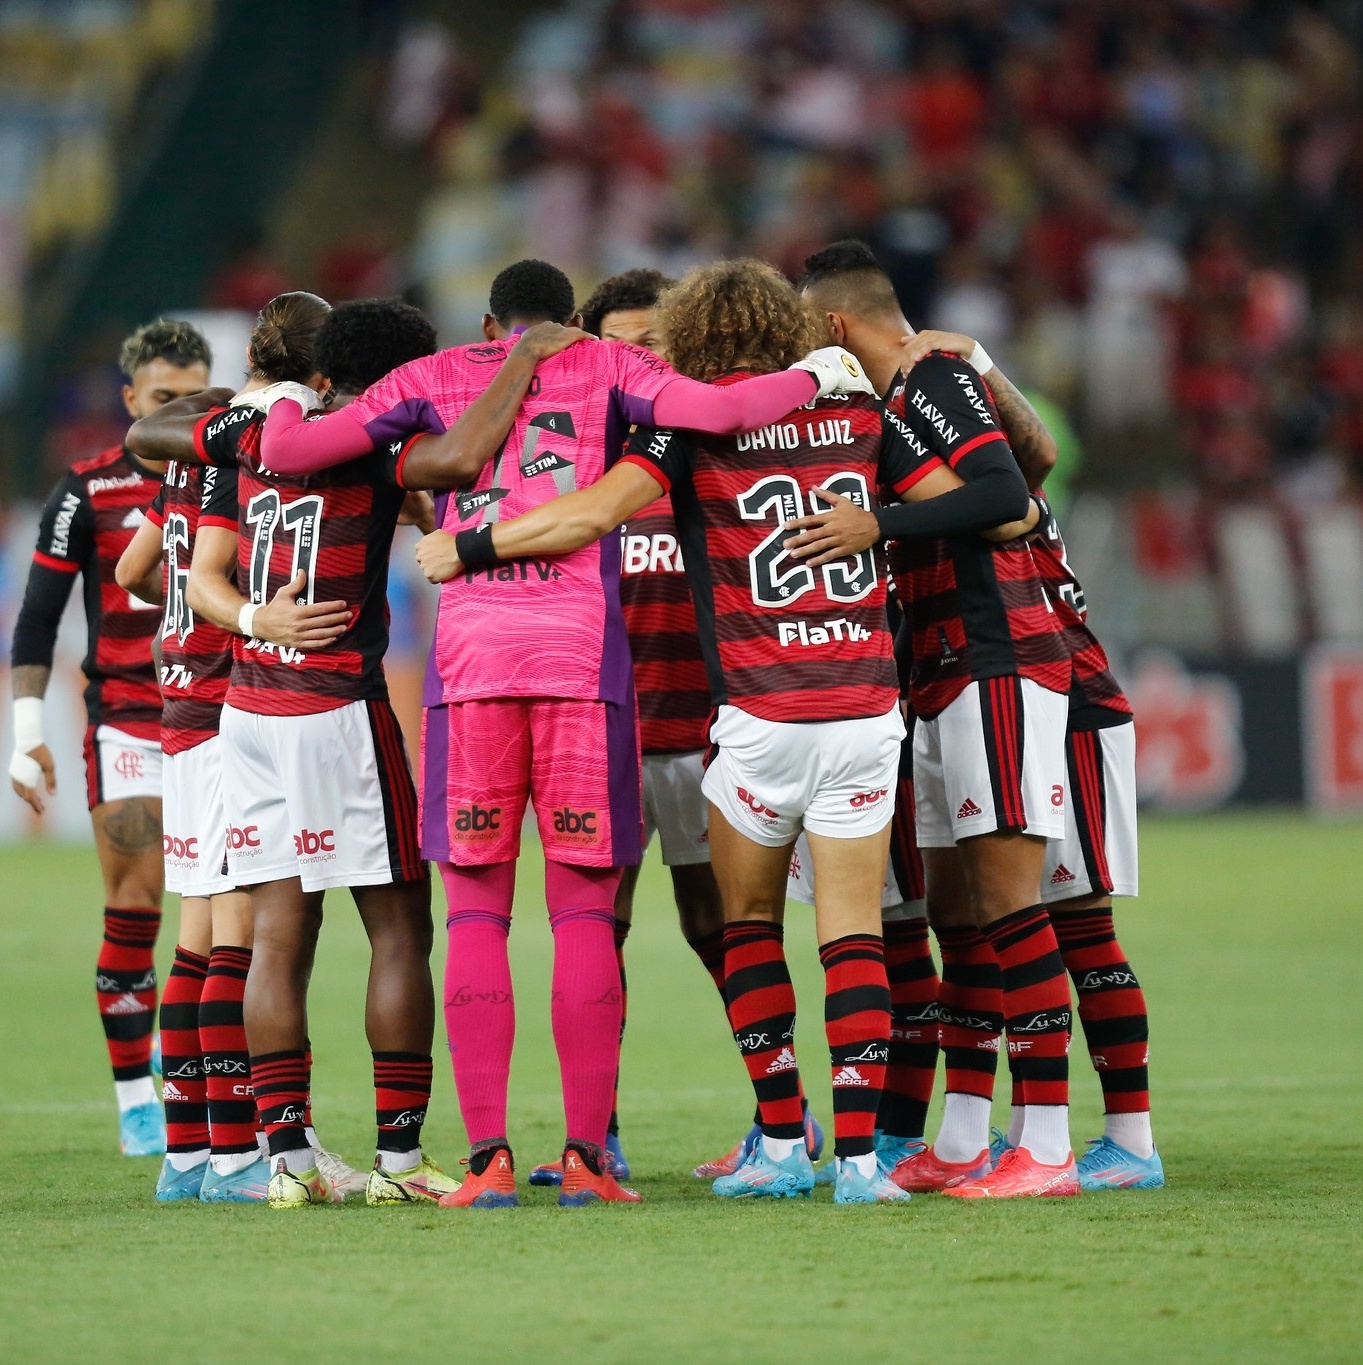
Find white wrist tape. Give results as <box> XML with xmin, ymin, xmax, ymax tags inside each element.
<box><xmin>8</xmin><ymin>751</ymin><xmax>42</xmax><ymax>789</ymax></box>
<box><xmin>967</xmin><ymin>342</ymin><xmax>994</xmax><ymax>376</ymax></box>
<box><xmin>238</xmin><ymin>602</ymin><xmax>260</xmax><ymax>639</ymax></box>
<box><xmin>12</xmin><ymin>696</ymin><xmax>43</xmax><ymax>752</ymax></box>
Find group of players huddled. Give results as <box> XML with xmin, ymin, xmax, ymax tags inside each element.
<box><xmin>8</xmin><ymin>240</ymin><xmax>1162</xmax><ymax>1209</ymax></box>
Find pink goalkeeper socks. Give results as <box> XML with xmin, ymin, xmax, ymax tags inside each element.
<box><xmin>441</xmin><ymin>862</ymin><xmax>516</xmax><ymax>1145</ymax></box>
<box><xmin>546</xmin><ymin>862</ymin><xmax>623</xmax><ymax>1148</ymax></box>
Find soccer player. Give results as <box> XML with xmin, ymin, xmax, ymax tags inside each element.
<box><xmin>258</xmin><ymin>258</ymin><xmax>875</xmax><ymax>1209</ymax></box>
<box><xmin>793</xmin><ymin>242</ymin><xmax>1082</xmax><ymax>1197</ymax></box>
<box><xmin>786</xmin><ymin>736</ymin><xmax>938</xmax><ymax>1182</ymax></box>
<box><xmin>896</xmin><ymin>328</ymin><xmax>1159</xmax><ymax>1189</ymax></box>
<box><xmin>115</xmin><ymin>316</ymin><xmax>360</xmax><ymax>1200</ymax></box>
<box><xmin>9</xmin><ymin>319</ymin><xmax>211</xmax><ymax>1156</ymax></box>
<box><xmin>412</xmin><ymin>258</ymin><xmax>1037</xmax><ymax>1204</ymax></box>
<box><xmin>563</xmin><ymin>267</ymin><xmax>826</xmax><ymax>1184</ymax></box>
<box><xmin>128</xmin><ymin>292</ymin><xmax>454</xmax><ymax>1209</ymax></box>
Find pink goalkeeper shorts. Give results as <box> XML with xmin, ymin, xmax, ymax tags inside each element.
<box><xmin>420</xmin><ymin>698</ymin><xmax>642</xmax><ymax>868</ymax></box>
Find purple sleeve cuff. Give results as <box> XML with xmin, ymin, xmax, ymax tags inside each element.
<box><xmin>613</xmin><ymin>388</ymin><xmax>656</xmax><ymax>429</ymax></box>
<box><xmin>361</xmin><ymin>397</ymin><xmax>447</xmax><ymax>448</ymax></box>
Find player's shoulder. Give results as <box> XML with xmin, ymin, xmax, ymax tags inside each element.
<box><xmin>202</xmin><ymin>402</ymin><xmax>260</xmax><ymax>442</ymax></box>
<box><xmin>444</xmin><ymin>340</ymin><xmax>510</xmax><ymax>372</ymax></box>
<box><xmin>70</xmin><ymin>443</ymin><xmax>130</xmax><ymax>479</ymax></box>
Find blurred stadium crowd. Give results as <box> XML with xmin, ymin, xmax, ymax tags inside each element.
<box><xmin>405</xmin><ymin>0</ymin><xmax>1363</xmax><ymax>509</ymax></box>
<box><xmin>2</xmin><ymin>0</ymin><xmax>1363</xmax><ymax>835</ymax></box>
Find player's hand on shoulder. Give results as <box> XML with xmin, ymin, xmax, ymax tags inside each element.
<box><xmin>899</xmin><ymin>330</ymin><xmax>977</xmax><ymax>373</ymax></box>
<box><xmin>781</xmin><ymin>488</ymin><xmax>880</xmax><ymax>566</ymax></box>
<box><xmin>792</xmin><ymin>346</ymin><xmax>877</xmax><ymax>399</ymax></box>
<box><xmin>251</xmin><ymin>571</ymin><xmax>352</xmax><ymax>649</ymax></box>
<box><xmin>519</xmin><ymin>321</ymin><xmax>593</xmax><ymax>363</ymax></box>
<box><xmin>9</xmin><ymin>743</ymin><xmax>55</xmax><ymax>814</ymax></box>
<box><xmin>414</xmin><ymin>530</ymin><xmax>464</xmax><ymax>583</ymax></box>
<box><xmin>230</xmin><ymin>381</ymin><xmax>324</xmax><ymax>417</ymax></box>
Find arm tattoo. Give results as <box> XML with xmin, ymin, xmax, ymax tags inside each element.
<box><xmin>986</xmin><ymin>369</ymin><xmax>1056</xmax><ymax>491</ymax></box>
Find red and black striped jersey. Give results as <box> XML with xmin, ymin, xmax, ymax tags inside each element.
<box><xmin>11</xmin><ymin>446</ymin><xmax>162</xmax><ymax>737</ymax></box>
<box><xmin>620</xmin><ymin>495</ymin><xmax>711</xmax><ymax>754</ymax></box>
<box><xmin>1030</xmin><ymin>494</ymin><xmax>1132</xmax><ymax>728</ymax></box>
<box><xmin>621</xmin><ymin>378</ymin><xmax>935</xmax><ymax>725</ymax></box>
<box><xmin>193</xmin><ymin>404</ymin><xmax>407</xmax><ymax>718</ymax></box>
<box><xmin>883</xmin><ymin>356</ymin><xmax>1070</xmax><ymax>720</ymax></box>
<box><xmin>145</xmin><ymin>461</ymin><xmax>238</xmax><ymax>754</ymax></box>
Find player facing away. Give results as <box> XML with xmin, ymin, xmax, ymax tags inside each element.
<box><xmin>129</xmin><ymin>293</ymin><xmax>453</xmax><ymax>1209</ymax></box>
<box><xmin>9</xmin><ymin>319</ymin><xmax>212</xmax><ymax>1156</ymax></box>
<box><xmin>889</xmin><ymin>329</ymin><xmax>1159</xmax><ymax>1190</ymax></box>
<box><xmin>789</xmin><ymin>317</ymin><xmax>1079</xmax><ymax>1188</ymax></box>
<box><xmin>261</xmin><ymin>258</ymin><xmax>874</xmax><ymax>1209</ymax></box>
<box><xmin>413</xmin><ymin>259</ymin><xmax>1036</xmax><ymax>1204</ymax></box>
<box><xmin>1030</xmin><ymin>494</ymin><xmax>1159</xmax><ymax>1188</ymax></box>
<box><xmin>115</xmin><ymin>299</ymin><xmax>370</xmax><ymax>1202</ymax></box>
<box><xmin>793</xmin><ymin>242</ymin><xmax>1082</xmax><ymax>1197</ymax></box>
<box><xmin>545</xmin><ymin>268</ymin><xmax>825</xmax><ymax>1188</ymax></box>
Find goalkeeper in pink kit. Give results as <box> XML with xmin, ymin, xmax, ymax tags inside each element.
<box><xmin>260</xmin><ymin>259</ymin><xmax>870</xmax><ymax>1206</ymax></box>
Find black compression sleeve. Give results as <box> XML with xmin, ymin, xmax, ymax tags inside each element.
<box><xmin>875</xmin><ymin>442</ymin><xmax>1030</xmax><ymax>540</ymax></box>
<box><xmin>11</xmin><ymin>563</ymin><xmax>78</xmax><ymax>668</ymax></box>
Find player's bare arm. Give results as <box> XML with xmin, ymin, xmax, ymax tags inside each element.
<box><xmin>900</xmin><ymin>330</ymin><xmax>1057</xmax><ymax>489</ymax></box>
<box><xmin>414</xmin><ymin>461</ymin><xmax>663</xmax><ymax>584</ymax></box>
<box><xmin>114</xmin><ymin>516</ymin><xmax>165</xmax><ymax>607</ymax></box>
<box><xmin>125</xmin><ymin>388</ymin><xmax>235</xmax><ymax>462</ymax></box>
<box><xmin>397</xmin><ymin>490</ymin><xmax>437</xmax><ymax>535</ymax></box>
<box><xmin>397</xmin><ymin>321</ymin><xmax>591</xmax><ymax>490</ymax></box>
<box><xmin>186</xmin><ymin>525</ymin><xmax>352</xmax><ymax>649</ymax></box>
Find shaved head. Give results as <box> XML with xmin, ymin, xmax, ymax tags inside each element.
<box><xmin>799</xmin><ymin>240</ymin><xmax>903</xmax><ymax>322</ymax></box>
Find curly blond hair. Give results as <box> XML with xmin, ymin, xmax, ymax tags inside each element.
<box><xmin>657</xmin><ymin>258</ymin><xmax>824</xmax><ymax>383</ymax></box>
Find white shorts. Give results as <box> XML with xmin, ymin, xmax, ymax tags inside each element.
<box><xmin>786</xmin><ymin>832</ymin><xmax>926</xmax><ymax>917</ymax></box>
<box><xmin>643</xmin><ymin>751</ymin><xmax>711</xmax><ymax>866</ymax></box>
<box><xmin>785</xmin><ymin>731</ymin><xmax>925</xmax><ymax>915</ymax></box>
<box><xmin>1043</xmin><ymin>721</ymin><xmax>1139</xmax><ymax>902</ymax></box>
<box><xmin>219</xmin><ymin>699</ymin><xmax>424</xmax><ymax>892</ymax></box>
<box><xmin>703</xmin><ymin>704</ymin><xmax>906</xmax><ymax>847</ymax></box>
<box><xmin>914</xmin><ymin>677</ymin><xmax>1069</xmax><ymax>847</ymax></box>
<box><xmin>162</xmin><ymin>736</ymin><xmax>234</xmax><ymax>898</ymax></box>
<box><xmin>84</xmin><ymin>725</ymin><xmax>162</xmax><ymax>808</ymax></box>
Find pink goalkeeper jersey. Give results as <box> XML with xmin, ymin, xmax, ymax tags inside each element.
<box><xmin>347</xmin><ymin>336</ymin><xmax>676</xmax><ymax>705</ymax></box>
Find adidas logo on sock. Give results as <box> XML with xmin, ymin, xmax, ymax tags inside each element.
<box><xmin>831</xmin><ymin>1066</ymin><xmax>870</xmax><ymax>1087</ymax></box>
<box><xmin>1050</xmin><ymin>864</ymin><xmax>1077</xmax><ymax>885</ymax></box>
<box><xmin>101</xmin><ymin>992</ymin><xmax>149</xmax><ymax>1015</ymax></box>
<box><xmin>162</xmin><ymin>1081</ymin><xmax>186</xmax><ymax>1101</ymax></box>
<box><xmin>956</xmin><ymin>798</ymin><xmax>983</xmax><ymax>820</ymax></box>
<box><xmin>765</xmin><ymin>1047</ymin><xmax>798</xmax><ymax>1075</ymax></box>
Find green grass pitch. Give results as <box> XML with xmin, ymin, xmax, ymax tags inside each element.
<box><xmin>0</xmin><ymin>812</ymin><xmax>1359</xmax><ymax>1363</ymax></box>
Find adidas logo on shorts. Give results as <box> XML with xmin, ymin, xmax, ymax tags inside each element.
<box><xmin>956</xmin><ymin>797</ymin><xmax>983</xmax><ymax>820</ymax></box>
<box><xmin>765</xmin><ymin>1047</ymin><xmax>798</xmax><ymax>1075</ymax></box>
<box><xmin>121</xmin><ymin>508</ymin><xmax>145</xmax><ymax>529</ymax></box>
<box><xmin>1050</xmin><ymin>864</ymin><xmax>1078</xmax><ymax>885</ymax></box>
<box><xmin>831</xmin><ymin>1066</ymin><xmax>871</xmax><ymax>1087</ymax></box>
